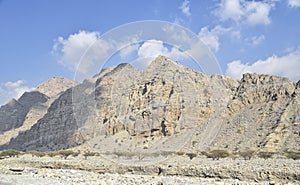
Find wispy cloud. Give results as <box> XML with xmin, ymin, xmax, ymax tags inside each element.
<box><xmin>215</xmin><ymin>0</ymin><xmax>244</xmax><ymax>22</ymax></box>
<box><xmin>198</xmin><ymin>25</ymin><xmax>240</xmax><ymax>52</ymax></box>
<box><xmin>246</xmin><ymin>34</ymin><xmax>265</xmax><ymax>46</ymax></box>
<box><xmin>214</xmin><ymin>0</ymin><xmax>274</xmax><ymax>26</ymax></box>
<box><xmin>52</xmin><ymin>30</ymin><xmax>106</xmax><ymax>73</ymax></box>
<box><xmin>134</xmin><ymin>39</ymin><xmax>187</xmax><ymax>69</ymax></box>
<box><xmin>179</xmin><ymin>0</ymin><xmax>191</xmax><ymax>17</ymax></box>
<box><xmin>288</xmin><ymin>0</ymin><xmax>300</xmax><ymax>8</ymax></box>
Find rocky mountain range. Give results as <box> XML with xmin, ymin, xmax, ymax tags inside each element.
<box><xmin>0</xmin><ymin>55</ymin><xmax>299</xmax><ymax>155</ymax></box>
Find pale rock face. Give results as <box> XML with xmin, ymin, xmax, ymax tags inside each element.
<box><xmin>0</xmin><ymin>77</ymin><xmax>78</xmax><ymax>147</ymax></box>
<box><xmin>35</xmin><ymin>76</ymin><xmax>79</xmax><ymax>98</ymax></box>
<box><xmin>0</xmin><ymin>56</ymin><xmax>299</xmax><ymax>154</ymax></box>
<box><xmin>214</xmin><ymin>73</ymin><xmax>300</xmax><ymax>152</ymax></box>
<box><xmin>0</xmin><ymin>92</ymin><xmax>48</xmax><ymax>133</ymax></box>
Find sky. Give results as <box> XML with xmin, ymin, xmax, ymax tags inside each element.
<box><xmin>0</xmin><ymin>0</ymin><xmax>300</xmax><ymax>105</ymax></box>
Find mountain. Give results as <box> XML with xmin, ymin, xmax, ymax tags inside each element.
<box><xmin>0</xmin><ymin>77</ymin><xmax>78</xmax><ymax>146</ymax></box>
<box><xmin>0</xmin><ymin>56</ymin><xmax>299</xmax><ymax>154</ymax></box>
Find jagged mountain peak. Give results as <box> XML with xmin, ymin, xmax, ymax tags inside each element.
<box><xmin>147</xmin><ymin>55</ymin><xmax>180</xmax><ymax>69</ymax></box>
<box><xmin>6</xmin><ymin>98</ymin><xmax>20</xmax><ymax>107</ymax></box>
<box><xmin>35</xmin><ymin>76</ymin><xmax>78</xmax><ymax>98</ymax></box>
<box><xmin>241</xmin><ymin>73</ymin><xmax>291</xmax><ymax>85</ymax></box>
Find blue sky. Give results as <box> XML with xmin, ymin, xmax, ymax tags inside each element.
<box><xmin>0</xmin><ymin>0</ymin><xmax>300</xmax><ymax>105</ymax></box>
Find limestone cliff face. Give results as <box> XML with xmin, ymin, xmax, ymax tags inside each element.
<box><xmin>0</xmin><ymin>92</ymin><xmax>48</xmax><ymax>133</ymax></box>
<box><xmin>0</xmin><ymin>56</ymin><xmax>299</xmax><ymax>153</ymax></box>
<box><xmin>213</xmin><ymin>73</ymin><xmax>300</xmax><ymax>152</ymax></box>
<box><xmin>35</xmin><ymin>76</ymin><xmax>79</xmax><ymax>98</ymax></box>
<box><xmin>94</xmin><ymin>56</ymin><xmax>238</xmax><ymax>141</ymax></box>
<box><xmin>0</xmin><ymin>77</ymin><xmax>78</xmax><ymax>147</ymax></box>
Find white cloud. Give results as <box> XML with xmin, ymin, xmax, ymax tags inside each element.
<box><xmin>226</xmin><ymin>48</ymin><xmax>300</xmax><ymax>80</ymax></box>
<box><xmin>138</xmin><ymin>40</ymin><xmax>168</xmax><ymax>59</ymax></box>
<box><xmin>248</xmin><ymin>35</ymin><xmax>265</xmax><ymax>45</ymax></box>
<box><xmin>134</xmin><ymin>40</ymin><xmax>187</xmax><ymax>68</ymax></box>
<box><xmin>214</xmin><ymin>0</ymin><xmax>273</xmax><ymax>26</ymax></box>
<box><xmin>198</xmin><ymin>25</ymin><xmax>240</xmax><ymax>52</ymax></box>
<box><xmin>53</xmin><ymin>30</ymin><xmax>100</xmax><ymax>71</ymax></box>
<box><xmin>138</xmin><ymin>40</ymin><xmax>186</xmax><ymax>59</ymax></box>
<box><xmin>245</xmin><ymin>1</ymin><xmax>271</xmax><ymax>26</ymax></box>
<box><xmin>198</xmin><ymin>27</ymin><xmax>220</xmax><ymax>52</ymax></box>
<box><xmin>288</xmin><ymin>0</ymin><xmax>300</xmax><ymax>7</ymax></box>
<box><xmin>52</xmin><ymin>30</ymin><xmax>115</xmax><ymax>74</ymax></box>
<box><xmin>119</xmin><ymin>44</ymin><xmax>139</xmax><ymax>59</ymax></box>
<box><xmin>215</xmin><ymin>0</ymin><xmax>244</xmax><ymax>21</ymax></box>
<box><xmin>0</xmin><ymin>80</ymin><xmax>34</xmax><ymax>105</ymax></box>
<box><xmin>179</xmin><ymin>0</ymin><xmax>191</xmax><ymax>17</ymax></box>
<box><xmin>52</xmin><ymin>30</ymin><xmax>143</xmax><ymax>79</ymax></box>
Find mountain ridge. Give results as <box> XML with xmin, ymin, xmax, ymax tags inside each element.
<box><xmin>0</xmin><ymin>55</ymin><xmax>299</xmax><ymax>154</ymax></box>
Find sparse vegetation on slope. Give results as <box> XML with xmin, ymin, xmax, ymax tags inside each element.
<box><xmin>257</xmin><ymin>152</ymin><xmax>274</xmax><ymax>159</ymax></box>
<box><xmin>186</xmin><ymin>153</ymin><xmax>197</xmax><ymax>160</ymax></box>
<box><xmin>0</xmin><ymin>149</ymin><xmax>21</xmax><ymax>158</ymax></box>
<box><xmin>202</xmin><ymin>150</ymin><xmax>230</xmax><ymax>160</ymax></box>
<box><xmin>238</xmin><ymin>150</ymin><xmax>256</xmax><ymax>160</ymax></box>
<box><xmin>28</xmin><ymin>150</ymin><xmax>46</xmax><ymax>157</ymax></box>
<box><xmin>83</xmin><ymin>151</ymin><xmax>98</xmax><ymax>160</ymax></box>
<box><xmin>285</xmin><ymin>151</ymin><xmax>300</xmax><ymax>160</ymax></box>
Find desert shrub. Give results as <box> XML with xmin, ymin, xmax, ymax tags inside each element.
<box><xmin>58</xmin><ymin>150</ymin><xmax>76</xmax><ymax>159</ymax></box>
<box><xmin>286</xmin><ymin>152</ymin><xmax>300</xmax><ymax>160</ymax></box>
<box><xmin>201</xmin><ymin>151</ymin><xmax>210</xmax><ymax>156</ymax></box>
<box><xmin>47</xmin><ymin>151</ymin><xmax>60</xmax><ymax>157</ymax></box>
<box><xmin>176</xmin><ymin>151</ymin><xmax>185</xmax><ymax>156</ymax></box>
<box><xmin>53</xmin><ymin>162</ymin><xmax>63</xmax><ymax>169</ymax></box>
<box><xmin>204</xmin><ymin>150</ymin><xmax>230</xmax><ymax>160</ymax></box>
<box><xmin>257</xmin><ymin>152</ymin><xmax>274</xmax><ymax>159</ymax></box>
<box><xmin>192</xmin><ymin>141</ymin><xmax>198</xmax><ymax>147</ymax></box>
<box><xmin>28</xmin><ymin>150</ymin><xmax>46</xmax><ymax>157</ymax></box>
<box><xmin>113</xmin><ymin>151</ymin><xmax>142</xmax><ymax>158</ymax></box>
<box><xmin>239</xmin><ymin>150</ymin><xmax>255</xmax><ymax>160</ymax></box>
<box><xmin>186</xmin><ymin>153</ymin><xmax>197</xmax><ymax>160</ymax></box>
<box><xmin>160</xmin><ymin>151</ymin><xmax>173</xmax><ymax>157</ymax></box>
<box><xmin>71</xmin><ymin>151</ymin><xmax>80</xmax><ymax>157</ymax></box>
<box><xmin>0</xmin><ymin>149</ymin><xmax>21</xmax><ymax>157</ymax></box>
<box><xmin>83</xmin><ymin>151</ymin><xmax>97</xmax><ymax>160</ymax></box>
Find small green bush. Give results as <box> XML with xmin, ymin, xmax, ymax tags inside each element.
<box><xmin>53</xmin><ymin>162</ymin><xmax>63</xmax><ymax>169</ymax></box>
<box><xmin>239</xmin><ymin>150</ymin><xmax>255</xmax><ymax>160</ymax></box>
<box><xmin>176</xmin><ymin>151</ymin><xmax>185</xmax><ymax>156</ymax></box>
<box><xmin>204</xmin><ymin>149</ymin><xmax>230</xmax><ymax>160</ymax></box>
<box><xmin>47</xmin><ymin>151</ymin><xmax>60</xmax><ymax>157</ymax></box>
<box><xmin>286</xmin><ymin>152</ymin><xmax>300</xmax><ymax>160</ymax></box>
<box><xmin>257</xmin><ymin>152</ymin><xmax>274</xmax><ymax>159</ymax></box>
<box><xmin>186</xmin><ymin>153</ymin><xmax>197</xmax><ymax>160</ymax></box>
<box><xmin>71</xmin><ymin>151</ymin><xmax>80</xmax><ymax>157</ymax></box>
<box><xmin>192</xmin><ymin>141</ymin><xmax>198</xmax><ymax>147</ymax></box>
<box><xmin>83</xmin><ymin>151</ymin><xmax>97</xmax><ymax>160</ymax></box>
<box><xmin>0</xmin><ymin>149</ymin><xmax>21</xmax><ymax>157</ymax></box>
<box><xmin>160</xmin><ymin>151</ymin><xmax>174</xmax><ymax>157</ymax></box>
<box><xmin>28</xmin><ymin>150</ymin><xmax>46</xmax><ymax>157</ymax></box>
<box><xmin>58</xmin><ymin>150</ymin><xmax>76</xmax><ymax>159</ymax></box>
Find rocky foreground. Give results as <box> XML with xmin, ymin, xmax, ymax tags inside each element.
<box><xmin>0</xmin><ymin>154</ymin><xmax>299</xmax><ymax>185</ymax></box>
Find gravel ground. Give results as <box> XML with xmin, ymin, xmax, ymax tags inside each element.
<box><xmin>0</xmin><ymin>154</ymin><xmax>299</xmax><ymax>184</ymax></box>
<box><xmin>0</xmin><ymin>168</ymin><xmax>280</xmax><ymax>185</ymax></box>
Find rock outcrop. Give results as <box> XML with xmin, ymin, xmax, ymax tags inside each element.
<box><xmin>0</xmin><ymin>77</ymin><xmax>78</xmax><ymax>146</ymax></box>
<box><xmin>0</xmin><ymin>92</ymin><xmax>48</xmax><ymax>133</ymax></box>
<box><xmin>0</xmin><ymin>56</ymin><xmax>299</xmax><ymax>154</ymax></box>
<box><xmin>213</xmin><ymin>73</ymin><xmax>300</xmax><ymax>152</ymax></box>
<box><xmin>35</xmin><ymin>76</ymin><xmax>79</xmax><ymax>98</ymax></box>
